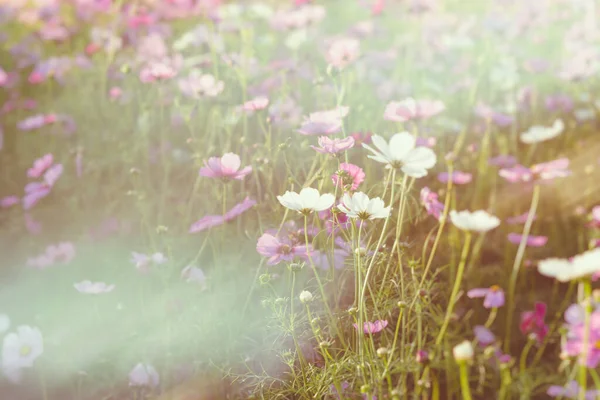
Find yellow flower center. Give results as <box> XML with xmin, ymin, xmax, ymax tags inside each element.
<box><xmin>490</xmin><ymin>285</ymin><xmax>500</xmax><ymax>292</ymax></box>
<box><xmin>595</xmin><ymin>340</ymin><xmax>600</xmax><ymax>350</ymax></box>
<box><xmin>20</xmin><ymin>345</ymin><xmax>31</xmax><ymax>356</ymax></box>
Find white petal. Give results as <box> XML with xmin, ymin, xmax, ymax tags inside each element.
<box><xmin>388</xmin><ymin>132</ymin><xmax>415</xmax><ymax>161</ymax></box>
<box><xmin>314</xmin><ymin>193</ymin><xmax>335</xmax><ymax>211</ymax></box>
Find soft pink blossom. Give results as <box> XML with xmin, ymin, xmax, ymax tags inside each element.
<box><xmin>256</xmin><ymin>233</ymin><xmax>309</xmax><ymax>265</ymax></box>
<box><xmin>384</xmin><ymin>98</ymin><xmax>445</xmax><ymax>122</ymax></box>
<box><xmin>507</xmin><ymin>233</ymin><xmax>548</xmax><ymax>247</ymax></box>
<box><xmin>1</xmin><ymin>196</ymin><xmax>19</xmax><ymax>208</ymax></box>
<box><xmin>326</xmin><ymin>38</ymin><xmax>360</xmax><ymax>69</ymax></box>
<box><xmin>27</xmin><ymin>154</ymin><xmax>53</xmax><ymax>178</ymax></box>
<box><xmin>353</xmin><ymin>319</ymin><xmax>388</xmax><ymax>334</ymax></box>
<box><xmin>467</xmin><ymin>286</ymin><xmax>505</xmax><ymax>308</ymax></box>
<box><xmin>189</xmin><ymin>197</ymin><xmax>256</xmax><ymax>233</ymax></box>
<box><xmin>332</xmin><ymin>163</ymin><xmax>365</xmax><ymax>191</ymax></box>
<box><xmin>312</xmin><ymin>136</ymin><xmax>355</xmax><ymax>155</ymax></box>
<box><xmin>199</xmin><ymin>153</ymin><xmax>252</xmax><ymax>180</ymax></box>
<box><xmin>241</xmin><ymin>96</ymin><xmax>269</xmax><ymax>112</ymax></box>
<box><xmin>506</xmin><ymin>212</ymin><xmax>537</xmax><ymax>224</ymax></box>
<box><xmin>420</xmin><ymin>187</ymin><xmax>444</xmax><ymax>220</ymax></box>
<box><xmin>437</xmin><ymin>171</ymin><xmax>472</xmax><ymax>185</ymax></box>
<box><xmin>297</xmin><ymin>106</ymin><xmax>349</xmax><ymax>136</ymax></box>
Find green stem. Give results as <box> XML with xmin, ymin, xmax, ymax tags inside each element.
<box><xmin>435</xmin><ymin>232</ymin><xmax>472</xmax><ymax>347</ymax></box>
<box><xmin>579</xmin><ymin>278</ymin><xmax>592</xmax><ymax>400</ymax></box>
<box><xmin>458</xmin><ymin>362</ymin><xmax>473</xmax><ymax>400</ymax></box>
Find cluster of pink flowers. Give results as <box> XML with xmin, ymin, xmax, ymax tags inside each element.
<box><xmin>27</xmin><ymin>242</ymin><xmax>76</xmax><ymax>269</ymax></box>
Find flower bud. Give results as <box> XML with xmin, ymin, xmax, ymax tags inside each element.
<box><xmin>453</xmin><ymin>340</ymin><xmax>474</xmax><ymax>363</ymax></box>
<box><xmin>299</xmin><ymin>290</ymin><xmax>313</xmax><ymax>303</ymax></box>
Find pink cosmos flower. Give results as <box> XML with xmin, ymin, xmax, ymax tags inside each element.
<box><xmin>384</xmin><ymin>98</ymin><xmax>445</xmax><ymax>122</ymax></box>
<box><xmin>350</xmin><ymin>132</ymin><xmax>372</xmax><ymax>145</ymax></box>
<box><xmin>474</xmin><ymin>103</ymin><xmax>514</xmax><ymax>127</ymax></box>
<box><xmin>332</xmin><ymin>163</ymin><xmax>365</xmax><ymax>191</ymax></box>
<box><xmin>0</xmin><ymin>67</ymin><xmax>7</xmax><ymax>87</ymax></box>
<box><xmin>199</xmin><ymin>153</ymin><xmax>252</xmax><ymax>180</ymax></box>
<box><xmin>499</xmin><ymin>158</ymin><xmax>570</xmax><ymax>183</ymax></box>
<box><xmin>420</xmin><ymin>187</ymin><xmax>444</xmax><ymax>220</ymax></box>
<box><xmin>547</xmin><ymin>381</ymin><xmax>599</xmax><ymax>399</ymax></box>
<box><xmin>467</xmin><ymin>285</ymin><xmax>505</xmax><ymax>308</ymax></box>
<box><xmin>256</xmin><ymin>233</ymin><xmax>310</xmax><ymax>265</ymax></box>
<box><xmin>311</xmin><ymin>136</ymin><xmax>355</xmax><ymax>155</ymax></box>
<box><xmin>326</xmin><ymin>38</ymin><xmax>360</xmax><ymax>69</ymax></box>
<box><xmin>506</xmin><ymin>212</ymin><xmax>537</xmax><ymax>225</ymax></box>
<box><xmin>353</xmin><ymin>319</ymin><xmax>388</xmax><ymax>334</ymax></box>
<box><xmin>189</xmin><ymin>197</ymin><xmax>256</xmax><ymax>233</ymax></box>
<box><xmin>437</xmin><ymin>171</ymin><xmax>472</xmax><ymax>185</ymax></box>
<box><xmin>109</xmin><ymin>87</ymin><xmax>122</xmax><ymax>100</ymax></box>
<box><xmin>564</xmin><ymin>311</ymin><xmax>600</xmax><ymax>368</ymax></box>
<box><xmin>415</xmin><ymin>137</ymin><xmax>436</xmax><ymax>148</ymax></box>
<box><xmin>520</xmin><ymin>302</ymin><xmax>549</xmax><ymax>343</ymax></box>
<box><xmin>1</xmin><ymin>196</ymin><xmax>19</xmax><ymax>208</ymax></box>
<box><xmin>507</xmin><ymin>233</ymin><xmax>548</xmax><ymax>247</ymax></box>
<box><xmin>545</xmin><ymin>94</ymin><xmax>574</xmax><ymax>113</ymax></box>
<box><xmin>139</xmin><ymin>60</ymin><xmax>178</xmax><ymax>83</ymax></box>
<box><xmin>45</xmin><ymin>242</ymin><xmax>76</xmax><ymax>264</ymax></box>
<box><xmin>27</xmin><ymin>154</ymin><xmax>53</xmax><ymax>178</ymax></box>
<box><xmin>297</xmin><ymin>106</ymin><xmax>349</xmax><ymax>136</ymax></box>
<box><xmin>488</xmin><ymin>155</ymin><xmax>517</xmax><ymax>168</ymax></box>
<box><xmin>74</xmin><ymin>281</ymin><xmax>115</xmax><ymax>294</ymax></box>
<box><xmin>473</xmin><ymin>325</ymin><xmax>496</xmax><ymax>346</ymax></box>
<box><xmin>241</xmin><ymin>96</ymin><xmax>269</xmax><ymax>112</ymax></box>
<box><xmin>178</xmin><ymin>72</ymin><xmax>224</xmax><ymax>98</ymax></box>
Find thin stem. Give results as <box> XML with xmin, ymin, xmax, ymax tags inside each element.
<box><xmin>435</xmin><ymin>231</ymin><xmax>472</xmax><ymax>347</ymax></box>
<box><xmin>579</xmin><ymin>279</ymin><xmax>592</xmax><ymax>400</ymax></box>
<box><xmin>504</xmin><ymin>184</ymin><xmax>540</xmax><ymax>353</ymax></box>
<box><xmin>458</xmin><ymin>362</ymin><xmax>473</xmax><ymax>400</ymax></box>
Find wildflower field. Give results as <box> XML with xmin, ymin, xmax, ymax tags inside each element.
<box><xmin>2</xmin><ymin>0</ymin><xmax>600</xmax><ymax>399</ymax></box>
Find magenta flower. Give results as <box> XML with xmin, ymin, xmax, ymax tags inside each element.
<box><xmin>437</xmin><ymin>171</ymin><xmax>472</xmax><ymax>185</ymax></box>
<box><xmin>189</xmin><ymin>197</ymin><xmax>256</xmax><ymax>233</ymax></box>
<box><xmin>507</xmin><ymin>233</ymin><xmax>548</xmax><ymax>247</ymax></box>
<box><xmin>520</xmin><ymin>302</ymin><xmax>549</xmax><ymax>342</ymax></box>
<box><xmin>564</xmin><ymin>311</ymin><xmax>600</xmax><ymax>368</ymax></box>
<box><xmin>1</xmin><ymin>196</ymin><xmax>19</xmax><ymax>209</ymax></box>
<box><xmin>384</xmin><ymin>98</ymin><xmax>445</xmax><ymax>122</ymax></box>
<box><xmin>467</xmin><ymin>285</ymin><xmax>505</xmax><ymax>308</ymax></box>
<box><xmin>256</xmin><ymin>233</ymin><xmax>310</xmax><ymax>265</ymax></box>
<box><xmin>332</xmin><ymin>163</ymin><xmax>365</xmax><ymax>191</ymax></box>
<box><xmin>297</xmin><ymin>106</ymin><xmax>349</xmax><ymax>136</ymax></box>
<box><xmin>22</xmin><ymin>164</ymin><xmax>63</xmax><ymax>210</ymax></box>
<box><xmin>350</xmin><ymin>131</ymin><xmax>372</xmax><ymax>145</ymax></box>
<box><xmin>353</xmin><ymin>319</ymin><xmax>388</xmax><ymax>334</ymax></box>
<box><xmin>311</xmin><ymin>136</ymin><xmax>355</xmax><ymax>155</ymax></box>
<box><xmin>199</xmin><ymin>153</ymin><xmax>252</xmax><ymax>180</ymax></box>
<box><xmin>74</xmin><ymin>281</ymin><xmax>115</xmax><ymax>294</ymax></box>
<box><xmin>420</xmin><ymin>187</ymin><xmax>444</xmax><ymax>220</ymax></box>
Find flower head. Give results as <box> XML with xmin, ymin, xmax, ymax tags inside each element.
<box><xmin>27</xmin><ymin>154</ymin><xmax>53</xmax><ymax>178</ymax></box>
<box><xmin>297</xmin><ymin>106</ymin><xmax>349</xmax><ymax>136</ymax></box>
<box><xmin>277</xmin><ymin>187</ymin><xmax>335</xmax><ymax>215</ymax></box>
<box><xmin>311</xmin><ymin>136</ymin><xmax>355</xmax><ymax>155</ymax></box>
<box><xmin>299</xmin><ymin>290</ymin><xmax>313</xmax><ymax>303</ymax></box>
<box><xmin>2</xmin><ymin>326</ymin><xmax>43</xmax><ymax>383</ymax></box>
<box><xmin>467</xmin><ymin>286</ymin><xmax>505</xmax><ymax>308</ymax></box>
<box><xmin>178</xmin><ymin>71</ymin><xmax>224</xmax><ymax>98</ymax></box>
<box><xmin>547</xmin><ymin>381</ymin><xmax>600</xmax><ymax>399</ymax></box>
<box><xmin>520</xmin><ymin>302</ymin><xmax>548</xmax><ymax>342</ymax></box>
<box><xmin>199</xmin><ymin>153</ymin><xmax>252</xmax><ymax>180</ymax></box>
<box><xmin>538</xmin><ymin>248</ymin><xmax>600</xmax><ymax>282</ymax></box>
<box><xmin>326</xmin><ymin>37</ymin><xmax>360</xmax><ymax>69</ymax></box>
<box><xmin>520</xmin><ymin>119</ymin><xmax>565</xmax><ymax>144</ymax></box>
<box><xmin>437</xmin><ymin>171</ymin><xmax>472</xmax><ymax>185</ymax></box>
<box><xmin>450</xmin><ymin>210</ymin><xmax>500</xmax><ymax>232</ymax></box>
<box><xmin>354</xmin><ymin>319</ymin><xmax>388</xmax><ymax>334</ymax></box>
<box><xmin>507</xmin><ymin>233</ymin><xmax>548</xmax><ymax>247</ymax></box>
<box><xmin>332</xmin><ymin>163</ymin><xmax>365</xmax><ymax>191</ymax></box>
<box><xmin>363</xmin><ymin>132</ymin><xmax>437</xmax><ymax>177</ymax></box>
<box><xmin>256</xmin><ymin>233</ymin><xmax>310</xmax><ymax>265</ymax></box>
<box><xmin>420</xmin><ymin>187</ymin><xmax>444</xmax><ymax>220</ymax></box>
<box><xmin>74</xmin><ymin>281</ymin><xmax>115</xmax><ymax>294</ymax></box>
<box><xmin>384</xmin><ymin>98</ymin><xmax>445</xmax><ymax>122</ymax></box>
<box><xmin>338</xmin><ymin>192</ymin><xmax>390</xmax><ymax>220</ymax></box>
<box><xmin>181</xmin><ymin>266</ymin><xmax>207</xmax><ymax>289</ymax></box>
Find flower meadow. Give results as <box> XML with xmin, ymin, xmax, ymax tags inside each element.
<box><xmin>2</xmin><ymin>0</ymin><xmax>600</xmax><ymax>399</ymax></box>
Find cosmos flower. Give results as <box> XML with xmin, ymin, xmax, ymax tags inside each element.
<box><xmin>326</xmin><ymin>37</ymin><xmax>360</xmax><ymax>69</ymax></box>
<box><xmin>256</xmin><ymin>233</ymin><xmax>310</xmax><ymax>265</ymax></box>
<box><xmin>2</xmin><ymin>326</ymin><xmax>43</xmax><ymax>383</ymax></box>
<box><xmin>449</xmin><ymin>210</ymin><xmax>500</xmax><ymax>232</ymax></box>
<box><xmin>74</xmin><ymin>281</ymin><xmax>115</xmax><ymax>294</ymax></box>
<box><xmin>199</xmin><ymin>153</ymin><xmax>252</xmax><ymax>180</ymax></box>
<box><xmin>189</xmin><ymin>197</ymin><xmax>256</xmax><ymax>233</ymax></box>
<box><xmin>547</xmin><ymin>381</ymin><xmax>600</xmax><ymax>399</ymax></box>
<box><xmin>363</xmin><ymin>132</ymin><xmax>437</xmax><ymax>177</ymax></box>
<box><xmin>27</xmin><ymin>154</ymin><xmax>53</xmax><ymax>178</ymax></box>
<box><xmin>178</xmin><ymin>71</ymin><xmax>224</xmax><ymax>98</ymax></box>
<box><xmin>331</xmin><ymin>162</ymin><xmax>365</xmax><ymax>191</ymax></box>
<box><xmin>564</xmin><ymin>311</ymin><xmax>600</xmax><ymax>368</ymax></box>
<box><xmin>499</xmin><ymin>158</ymin><xmax>570</xmax><ymax>183</ymax></box>
<box><xmin>354</xmin><ymin>319</ymin><xmax>388</xmax><ymax>334</ymax></box>
<box><xmin>473</xmin><ymin>325</ymin><xmax>496</xmax><ymax>346</ymax></box>
<box><xmin>437</xmin><ymin>171</ymin><xmax>472</xmax><ymax>185</ymax></box>
<box><xmin>311</xmin><ymin>136</ymin><xmax>355</xmax><ymax>154</ymax></box>
<box><xmin>467</xmin><ymin>286</ymin><xmax>505</xmax><ymax>308</ymax></box>
<box><xmin>0</xmin><ymin>196</ymin><xmax>19</xmax><ymax>208</ymax></box>
<box><xmin>538</xmin><ymin>248</ymin><xmax>600</xmax><ymax>282</ymax></box>
<box><xmin>338</xmin><ymin>191</ymin><xmax>390</xmax><ymax>220</ymax></box>
<box><xmin>297</xmin><ymin>106</ymin><xmax>349</xmax><ymax>136</ymax></box>
<box><xmin>384</xmin><ymin>98</ymin><xmax>445</xmax><ymax>122</ymax></box>
<box><xmin>520</xmin><ymin>302</ymin><xmax>548</xmax><ymax>342</ymax></box>
<box><xmin>180</xmin><ymin>266</ymin><xmax>207</xmax><ymax>289</ymax></box>
<box><xmin>129</xmin><ymin>363</ymin><xmax>160</xmax><ymax>388</ymax></box>
<box><xmin>420</xmin><ymin>187</ymin><xmax>444</xmax><ymax>220</ymax></box>
<box><xmin>277</xmin><ymin>188</ymin><xmax>335</xmax><ymax>214</ymax></box>
<box><xmin>507</xmin><ymin>233</ymin><xmax>548</xmax><ymax>247</ymax></box>
<box><xmin>131</xmin><ymin>252</ymin><xmax>167</xmax><ymax>273</ymax></box>
<box><xmin>520</xmin><ymin>119</ymin><xmax>565</xmax><ymax>144</ymax></box>
<box><xmin>241</xmin><ymin>96</ymin><xmax>269</xmax><ymax>112</ymax></box>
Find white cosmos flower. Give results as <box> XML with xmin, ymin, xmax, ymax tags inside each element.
<box><xmin>453</xmin><ymin>340</ymin><xmax>474</xmax><ymax>362</ymax></box>
<box><xmin>2</xmin><ymin>326</ymin><xmax>43</xmax><ymax>383</ymax></box>
<box><xmin>277</xmin><ymin>187</ymin><xmax>335</xmax><ymax>214</ymax></box>
<box><xmin>520</xmin><ymin>119</ymin><xmax>565</xmax><ymax>144</ymax></box>
<box><xmin>362</xmin><ymin>132</ymin><xmax>437</xmax><ymax>177</ymax></box>
<box><xmin>450</xmin><ymin>210</ymin><xmax>501</xmax><ymax>232</ymax></box>
<box><xmin>537</xmin><ymin>248</ymin><xmax>600</xmax><ymax>282</ymax></box>
<box><xmin>338</xmin><ymin>192</ymin><xmax>391</xmax><ymax>220</ymax></box>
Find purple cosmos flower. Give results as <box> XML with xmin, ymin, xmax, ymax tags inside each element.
<box><xmin>311</xmin><ymin>136</ymin><xmax>355</xmax><ymax>155</ymax></box>
<box><xmin>564</xmin><ymin>311</ymin><xmax>600</xmax><ymax>368</ymax></box>
<box><xmin>384</xmin><ymin>98</ymin><xmax>445</xmax><ymax>122</ymax></box>
<box><xmin>520</xmin><ymin>302</ymin><xmax>549</xmax><ymax>343</ymax></box>
<box><xmin>545</xmin><ymin>93</ymin><xmax>574</xmax><ymax>113</ymax></box>
<box><xmin>437</xmin><ymin>171</ymin><xmax>472</xmax><ymax>185</ymax></box>
<box><xmin>548</xmin><ymin>381</ymin><xmax>600</xmax><ymax>399</ymax></box>
<box><xmin>467</xmin><ymin>285</ymin><xmax>505</xmax><ymax>308</ymax></box>
<box><xmin>199</xmin><ymin>153</ymin><xmax>252</xmax><ymax>180</ymax></box>
<box><xmin>473</xmin><ymin>325</ymin><xmax>496</xmax><ymax>346</ymax></box>
<box><xmin>507</xmin><ymin>233</ymin><xmax>548</xmax><ymax>247</ymax></box>
<box><xmin>181</xmin><ymin>266</ymin><xmax>207</xmax><ymax>289</ymax></box>
<box><xmin>17</xmin><ymin>114</ymin><xmax>47</xmax><ymax>131</ymax></box>
<box><xmin>420</xmin><ymin>187</ymin><xmax>444</xmax><ymax>220</ymax></box>
<box><xmin>297</xmin><ymin>106</ymin><xmax>349</xmax><ymax>136</ymax></box>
